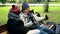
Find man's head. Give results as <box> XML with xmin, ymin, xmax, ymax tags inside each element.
<box><xmin>22</xmin><ymin>2</ymin><xmax>30</xmax><ymax>14</ymax></box>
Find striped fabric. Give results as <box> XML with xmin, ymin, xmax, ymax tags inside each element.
<box><xmin>55</xmin><ymin>25</ymin><xmax>60</xmax><ymax>34</ymax></box>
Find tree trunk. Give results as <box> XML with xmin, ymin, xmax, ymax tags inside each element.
<box><xmin>44</xmin><ymin>0</ymin><xmax>49</xmax><ymax>13</ymax></box>
<box><xmin>19</xmin><ymin>0</ymin><xmax>21</xmax><ymax>6</ymax></box>
<box><xmin>15</xmin><ymin>0</ymin><xmax>19</xmax><ymax>6</ymax></box>
<box><xmin>6</xmin><ymin>0</ymin><xmax>8</xmax><ymax>3</ymax></box>
<box><xmin>30</xmin><ymin>0</ymin><xmax>32</xmax><ymax>3</ymax></box>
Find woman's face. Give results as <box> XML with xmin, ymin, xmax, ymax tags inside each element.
<box><xmin>24</xmin><ymin>7</ymin><xmax>30</xmax><ymax>14</ymax></box>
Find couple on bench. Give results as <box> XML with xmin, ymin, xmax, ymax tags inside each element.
<box><xmin>7</xmin><ymin>1</ymin><xmax>55</xmax><ymax>34</ymax></box>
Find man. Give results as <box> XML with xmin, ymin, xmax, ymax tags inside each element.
<box><xmin>20</xmin><ymin>2</ymin><xmax>49</xmax><ymax>34</ymax></box>
<box><xmin>21</xmin><ymin>1</ymin><xmax>55</xmax><ymax>34</ymax></box>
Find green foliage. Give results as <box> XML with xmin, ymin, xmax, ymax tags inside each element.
<box><xmin>1</xmin><ymin>0</ymin><xmax>6</xmax><ymax>4</ymax></box>
<box><xmin>8</xmin><ymin>0</ymin><xmax>16</xmax><ymax>3</ymax></box>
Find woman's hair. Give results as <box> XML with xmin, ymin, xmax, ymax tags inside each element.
<box><xmin>12</xmin><ymin>5</ymin><xmax>15</xmax><ymax>8</ymax></box>
<box><xmin>29</xmin><ymin>10</ymin><xmax>34</xmax><ymax>14</ymax></box>
<box><xmin>35</xmin><ymin>12</ymin><xmax>41</xmax><ymax>17</ymax></box>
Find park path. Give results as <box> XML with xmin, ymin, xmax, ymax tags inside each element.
<box><xmin>0</xmin><ymin>3</ymin><xmax>60</xmax><ymax>6</ymax></box>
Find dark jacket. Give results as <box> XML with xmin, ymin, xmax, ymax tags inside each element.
<box><xmin>8</xmin><ymin>9</ymin><xmax>20</xmax><ymax>20</ymax></box>
<box><xmin>7</xmin><ymin>10</ymin><xmax>29</xmax><ymax>34</ymax></box>
<box><xmin>7</xmin><ymin>19</ymin><xmax>29</xmax><ymax>34</ymax></box>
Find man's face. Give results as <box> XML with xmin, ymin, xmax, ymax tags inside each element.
<box><xmin>24</xmin><ymin>7</ymin><xmax>30</xmax><ymax>14</ymax></box>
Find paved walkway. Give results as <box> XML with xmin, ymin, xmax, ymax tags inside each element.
<box><xmin>0</xmin><ymin>3</ymin><xmax>60</xmax><ymax>6</ymax></box>
<box><xmin>0</xmin><ymin>31</ymin><xmax>8</xmax><ymax>34</ymax></box>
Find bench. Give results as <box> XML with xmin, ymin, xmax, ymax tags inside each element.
<box><xmin>0</xmin><ymin>24</ymin><xmax>8</xmax><ymax>34</ymax></box>
<box><xmin>0</xmin><ymin>24</ymin><xmax>60</xmax><ymax>34</ymax></box>
<box><xmin>55</xmin><ymin>25</ymin><xmax>60</xmax><ymax>34</ymax></box>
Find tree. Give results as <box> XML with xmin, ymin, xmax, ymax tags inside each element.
<box><xmin>15</xmin><ymin>0</ymin><xmax>20</xmax><ymax>7</ymax></box>
<box><xmin>44</xmin><ymin>0</ymin><xmax>49</xmax><ymax>13</ymax></box>
<box><xmin>30</xmin><ymin>0</ymin><xmax>32</xmax><ymax>3</ymax></box>
<box><xmin>41</xmin><ymin>0</ymin><xmax>44</xmax><ymax>2</ymax></box>
<box><xmin>15</xmin><ymin>0</ymin><xmax>19</xmax><ymax>5</ymax></box>
<box><xmin>25</xmin><ymin>0</ymin><xmax>28</xmax><ymax>2</ymax></box>
<box><xmin>1</xmin><ymin>0</ymin><xmax>6</xmax><ymax>4</ymax></box>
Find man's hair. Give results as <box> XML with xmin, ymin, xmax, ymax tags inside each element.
<box><xmin>12</xmin><ymin>5</ymin><xmax>15</xmax><ymax>8</ymax></box>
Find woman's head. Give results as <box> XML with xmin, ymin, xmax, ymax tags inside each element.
<box><xmin>11</xmin><ymin>5</ymin><xmax>20</xmax><ymax>15</ymax></box>
<box><xmin>12</xmin><ymin>5</ymin><xmax>16</xmax><ymax>9</ymax></box>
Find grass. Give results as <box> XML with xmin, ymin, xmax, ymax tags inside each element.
<box><xmin>0</xmin><ymin>6</ymin><xmax>11</xmax><ymax>26</ymax></box>
<box><xmin>49</xmin><ymin>2</ymin><xmax>60</xmax><ymax>4</ymax></box>
<box><xmin>29</xmin><ymin>1</ymin><xmax>60</xmax><ymax>4</ymax></box>
<box><xmin>0</xmin><ymin>6</ymin><xmax>60</xmax><ymax>26</ymax></box>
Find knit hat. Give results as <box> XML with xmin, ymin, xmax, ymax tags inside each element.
<box><xmin>11</xmin><ymin>5</ymin><xmax>20</xmax><ymax>15</ymax></box>
<box><xmin>22</xmin><ymin>2</ymin><xmax>29</xmax><ymax>12</ymax></box>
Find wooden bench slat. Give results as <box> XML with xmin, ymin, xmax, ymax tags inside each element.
<box><xmin>0</xmin><ymin>24</ymin><xmax>7</xmax><ymax>33</ymax></box>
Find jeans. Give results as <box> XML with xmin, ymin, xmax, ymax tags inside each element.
<box><xmin>40</xmin><ymin>29</ymin><xmax>48</xmax><ymax>34</ymax></box>
<box><xmin>38</xmin><ymin>27</ymin><xmax>54</xmax><ymax>34</ymax></box>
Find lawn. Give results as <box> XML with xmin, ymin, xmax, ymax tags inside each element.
<box><xmin>30</xmin><ymin>2</ymin><xmax>60</xmax><ymax>4</ymax></box>
<box><xmin>49</xmin><ymin>2</ymin><xmax>60</xmax><ymax>4</ymax></box>
<box><xmin>0</xmin><ymin>6</ymin><xmax>60</xmax><ymax>26</ymax></box>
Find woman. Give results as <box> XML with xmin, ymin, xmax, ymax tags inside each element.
<box><xmin>7</xmin><ymin>5</ymin><xmax>29</xmax><ymax>34</ymax></box>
